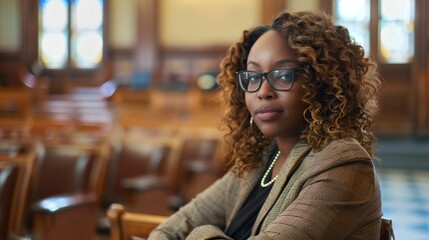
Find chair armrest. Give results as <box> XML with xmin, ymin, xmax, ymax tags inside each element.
<box><xmin>121</xmin><ymin>175</ymin><xmax>167</xmax><ymax>192</ymax></box>
<box><xmin>380</xmin><ymin>218</ymin><xmax>395</xmax><ymax>240</ymax></box>
<box><xmin>107</xmin><ymin>203</ymin><xmax>168</xmax><ymax>240</ymax></box>
<box><xmin>31</xmin><ymin>192</ymin><xmax>97</xmax><ymax>214</ymax></box>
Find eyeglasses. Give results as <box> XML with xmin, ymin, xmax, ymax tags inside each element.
<box><xmin>236</xmin><ymin>68</ymin><xmax>300</xmax><ymax>93</ymax></box>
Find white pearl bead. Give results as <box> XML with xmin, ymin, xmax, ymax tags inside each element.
<box><xmin>260</xmin><ymin>150</ymin><xmax>281</xmax><ymax>187</ymax></box>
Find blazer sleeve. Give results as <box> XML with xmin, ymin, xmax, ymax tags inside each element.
<box><xmin>148</xmin><ymin>171</ymin><xmax>236</xmax><ymax>240</ymax></box>
<box><xmin>185</xmin><ymin>225</ymin><xmax>233</xmax><ymax>240</ymax></box>
<box><xmin>250</xmin><ymin>154</ymin><xmax>381</xmax><ymax>239</ymax></box>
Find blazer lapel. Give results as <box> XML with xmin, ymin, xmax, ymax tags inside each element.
<box><xmin>252</xmin><ymin>140</ymin><xmax>312</xmax><ymax>234</ymax></box>
<box><xmin>227</xmin><ymin>144</ymin><xmax>275</xmax><ymax>224</ymax></box>
<box><xmin>227</xmin><ymin>165</ymin><xmax>263</xmax><ymax>224</ymax></box>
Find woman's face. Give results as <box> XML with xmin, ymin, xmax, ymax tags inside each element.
<box><xmin>245</xmin><ymin>30</ymin><xmax>307</xmax><ymax>139</ymax></box>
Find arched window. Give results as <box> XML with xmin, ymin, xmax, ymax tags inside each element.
<box><xmin>39</xmin><ymin>0</ymin><xmax>104</xmax><ymax>69</ymax></box>
<box><xmin>335</xmin><ymin>0</ymin><xmax>415</xmax><ymax>64</ymax></box>
<box><xmin>334</xmin><ymin>0</ymin><xmax>425</xmax><ymax>134</ymax></box>
<box><xmin>335</xmin><ymin>0</ymin><xmax>371</xmax><ymax>56</ymax></box>
<box><xmin>379</xmin><ymin>0</ymin><xmax>414</xmax><ymax>63</ymax></box>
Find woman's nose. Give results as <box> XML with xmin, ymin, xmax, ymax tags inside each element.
<box><xmin>257</xmin><ymin>77</ymin><xmax>276</xmax><ymax>99</ymax></box>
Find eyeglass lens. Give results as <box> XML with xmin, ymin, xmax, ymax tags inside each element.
<box><xmin>238</xmin><ymin>69</ymin><xmax>295</xmax><ymax>92</ymax></box>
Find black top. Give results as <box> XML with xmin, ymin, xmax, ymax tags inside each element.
<box><xmin>224</xmin><ymin>150</ymin><xmax>277</xmax><ymax>240</ymax></box>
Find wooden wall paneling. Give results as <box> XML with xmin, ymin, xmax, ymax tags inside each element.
<box><xmin>135</xmin><ymin>0</ymin><xmax>159</xmax><ymax>86</ymax></box>
<box><xmin>369</xmin><ymin>0</ymin><xmax>379</xmax><ymax>61</ymax></box>
<box><xmin>424</xmin><ymin>0</ymin><xmax>429</xmax><ymax>134</ymax></box>
<box><xmin>370</xmin><ymin>0</ymin><xmax>415</xmax><ymax>135</ymax></box>
<box><xmin>261</xmin><ymin>0</ymin><xmax>286</xmax><ymax>25</ymax></box>
<box><xmin>377</xmin><ymin>72</ymin><xmax>414</xmax><ymax>134</ymax></box>
<box><xmin>158</xmin><ymin>47</ymin><xmax>226</xmax><ymax>89</ymax></box>
<box><xmin>378</xmin><ymin>65</ymin><xmax>415</xmax><ymax>134</ymax></box>
<box><xmin>21</xmin><ymin>0</ymin><xmax>38</xmax><ymax>72</ymax></box>
<box><xmin>414</xmin><ymin>0</ymin><xmax>429</xmax><ymax>134</ymax></box>
<box><xmin>318</xmin><ymin>0</ymin><xmax>333</xmax><ymax>15</ymax></box>
<box><xmin>0</xmin><ymin>59</ymin><xmax>23</xmax><ymax>87</ymax></box>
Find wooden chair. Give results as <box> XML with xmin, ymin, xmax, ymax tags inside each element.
<box><xmin>107</xmin><ymin>203</ymin><xmax>167</xmax><ymax>240</ymax></box>
<box><xmin>174</xmin><ymin>127</ymin><xmax>226</xmax><ymax>206</ymax></box>
<box><xmin>0</xmin><ymin>162</ymin><xmax>19</xmax><ymax>239</ymax></box>
<box><xmin>105</xmin><ymin>134</ymin><xmax>184</xmax><ymax>216</ymax></box>
<box><xmin>0</xmin><ymin>116</ymin><xmax>33</xmax><ymax>141</ymax></box>
<box><xmin>28</xmin><ymin>139</ymin><xmax>111</xmax><ymax>240</ymax></box>
<box><xmin>32</xmin><ymin>145</ymin><xmax>94</xmax><ymax>200</ymax></box>
<box><xmin>0</xmin><ymin>142</ymin><xmax>38</xmax><ymax>238</ymax></box>
<box><xmin>31</xmin><ymin>130</ymin><xmax>112</xmax><ymax>203</ymax></box>
<box><xmin>30</xmin><ymin>144</ymin><xmax>97</xmax><ymax>240</ymax></box>
<box><xmin>380</xmin><ymin>218</ymin><xmax>395</xmax><ymax>240</ymax></box>
<box><xmin>116</xmin><ymin>126</ymin><xmax>227</xmax><ymax>213</ymax></box>
<box><xmin>0</xmin><ymin>88</ymin><xmax>32</xmax><ymax>120</ymax></box>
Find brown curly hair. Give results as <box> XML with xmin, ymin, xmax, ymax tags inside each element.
<box><xmin>217</xmin><ymin>11</ymin><xmax>381</xmax><ymax>178</ymax></box>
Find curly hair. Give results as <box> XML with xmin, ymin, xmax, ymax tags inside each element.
<box><xmin>217</xmin><ymin>11</ymin><xmax>381</xmax><ymax>178</ymax></box>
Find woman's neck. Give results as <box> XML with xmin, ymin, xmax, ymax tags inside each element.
<box><xmin>271</xmin><ymin>136</ymin><xmax>300</xmax><ymax>177</ymax></box>
<box><xmin>275</xmin><ymin>136</ymin><xmax>300</xmax><ymax>156</ymax></box>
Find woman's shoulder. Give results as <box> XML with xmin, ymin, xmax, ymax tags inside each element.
<box><xmin>304</xmin><ymin>138</ymin><xmax>378</xmax><ymax>190</ymax></box>
<box><xmin>317</xmin><ymin>138</ymin><xmax>369</xmax><ymax>155</ymax></box>
<box><xmin>311</xmin><ymin>138</ymin><xmax>372</xmax><ymax>165</ymax></box>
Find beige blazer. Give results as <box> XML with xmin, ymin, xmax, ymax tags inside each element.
<box><xmin>149</xmin><ymin>138</ymin><xmax>382</xmax><ymax>240</ymax></box>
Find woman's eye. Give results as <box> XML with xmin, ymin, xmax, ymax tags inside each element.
<box><xmin>248</xmin><ymin>75</ymin><xmax>261</xmax><ymax>82</ymax></box>
<box><xmin>276</xmin><ymin>72</ymin><xmax>293</xmax><ymax>81</ymax></box>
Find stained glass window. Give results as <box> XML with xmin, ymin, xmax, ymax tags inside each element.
<box><xmin>335</xmin><ymin>0</ymin><xmax>370</xmax><ymax>56</ymax></box>
<box><xmin>39</xmin><ymin>0</ymin><xmax>103</xmax><ymax>69</ymax></box>
<box><xmin>379</xmin><ymin>0</ymin><xmax>414</xmax><ymax>63</ymax></box>
<box><xmin>336</xmin><ymin>0</ymin><xmax>415</xmax><ymax>64</ymax></box>
<box><xmin>40</xmin><ymin>0</ymin><xmax>69</xmax><ymax>68</ymax></box>
<box><xmin>72</xmin><ymin>0</ymin><xmax>103</xmax><ymax>68</ymax></box>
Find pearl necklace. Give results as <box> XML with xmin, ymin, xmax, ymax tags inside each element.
<box><xmin>260</xmin><ymin>150</ymin><xmax>281</xmax><ymax>187</ymax></box>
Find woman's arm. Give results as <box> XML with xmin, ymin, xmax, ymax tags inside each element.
<box><xmin>148</xmin><ymin>171</ymin><xmax>236</xmax><ymax>239</ymax></box>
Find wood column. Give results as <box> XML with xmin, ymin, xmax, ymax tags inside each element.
<box><xmin>414</xmin><ymin>0</ymin><xmax>429</xmax><ymax>134</ymax></box>
<box><xmin>135</xmin><ymin>0</ymin><xmax>159</xmax><ymax>84</ymax></box>
<box><xmin>261</xmin><ymin>0</ymin><xmax>286</xmax><ymax>25</ymax></box>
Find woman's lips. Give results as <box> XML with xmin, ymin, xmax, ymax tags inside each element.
<box><xmin>254</xmin><ymin>106</ymin><xmax>283</xmax><ymax>121</ymax></box>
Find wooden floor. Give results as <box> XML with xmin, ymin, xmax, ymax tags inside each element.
<box><xmin>376</xmin><ymin>137</ymin><xmax>429</xmax><ymax>240</ymax></box>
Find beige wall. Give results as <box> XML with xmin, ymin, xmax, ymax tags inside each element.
<box><xmin>109</xmin><ymin>0</ymin><xmax>138</xmax><ymax>49</ymax></box>
<box><xmin>0</xmin><ymin>0</ymin><xmax>323</xmax><ymax>52</ymax></box>
<box><xmin>0</xmin><ymin>0</ymin><xmax>21</xmax><ymax>52</ymax></box>
<box><xmin>159</xmin><ymin>0</ymin><xmax>261</xmax><ymax>47</ymax></box>
<box><xmin>286</xmin><ymin>0</ymin><xmax>320</xmax><ymax>12</ymax></box>
<box><xmin>108</xmin><ymin>0</ymin><xmax>323</xmax><ymax>49</ymax></box>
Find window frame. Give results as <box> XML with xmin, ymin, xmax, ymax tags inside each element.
<box><xmin>332</xmin><ymin>0</ymin><xmax>415</xmax><ymax>72</ymax></box>
<box><xmin>36</xmin><ymin>0</ymin><xmax>108</xmax><ymax>76</ymax></box>
<box><xmin>370</xmin><ymin>0</ymin><xmax>414</xmax><ymax>73</ymax></box>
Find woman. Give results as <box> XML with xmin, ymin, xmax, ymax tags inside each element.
<box><xmin>149</xmin><ymin>11</ymin><xmax>382</xmax><ymax>240</ymax></box>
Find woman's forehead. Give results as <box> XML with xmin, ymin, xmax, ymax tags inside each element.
<box><xmin>247</xmin><ymin>30</ymin><xmax>297</xmax><ymax>67</ymax></box>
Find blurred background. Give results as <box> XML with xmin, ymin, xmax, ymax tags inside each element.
<box><xmin>0</xmin><ymin>0</ymin><xmax>428</xmax><ymax>239</ymax></box>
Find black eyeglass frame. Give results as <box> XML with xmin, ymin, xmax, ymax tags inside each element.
<box><xmin>236</xmin><ymin>67</ymin><xmax>302</xmax><ymax>93</ymax></box>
